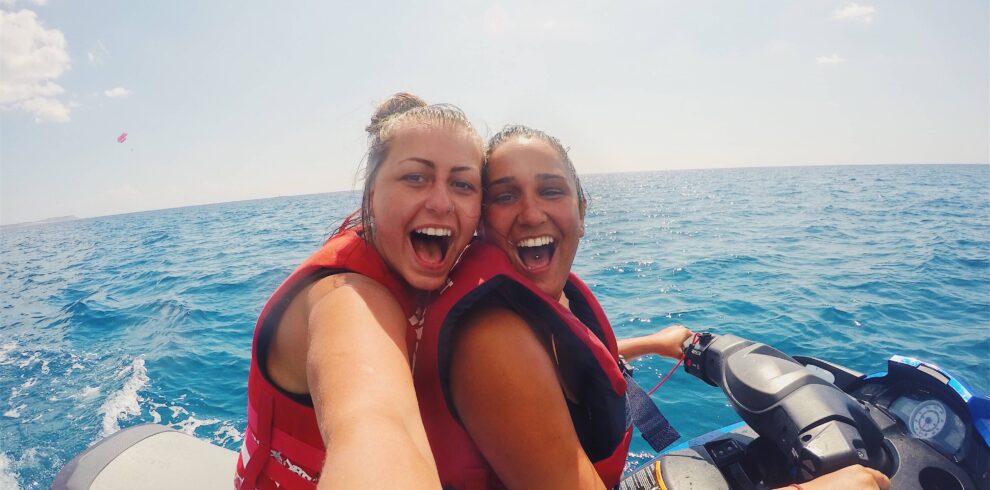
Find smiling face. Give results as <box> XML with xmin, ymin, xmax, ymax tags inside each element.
<box><xmin>369</xmin><ymin>123</ymin><xmax>483</xmax><ymax>292</ymax></box>
<box><xmin>483</xmin><ymin>137</ymin><xmax>586</xmax><ymax>299</ymax></box>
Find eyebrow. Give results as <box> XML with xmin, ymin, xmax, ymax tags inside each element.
<box><xmin>488</xmin><ymin>176</ymin><xmax>516</xmax><ymax>186</ymax></box>
<box><xmin>398</xmin><ymin>158</ymin><xmax>478</xmax><ymax>174</ymax></box>
<box><xmin>489</xmin><ymin>173</ymin><xmax>566</xmax><ymax>187</ymax></box>
<box><xmin>398</xmin><ymin>158</ymin><xmax>435</xmax><ymax>168</ymax></box>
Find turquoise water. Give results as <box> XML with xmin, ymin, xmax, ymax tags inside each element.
<box><xmin>1</xmin><ymin>165</ymin><xmax>988</xmax><ymax>488</ymax></box>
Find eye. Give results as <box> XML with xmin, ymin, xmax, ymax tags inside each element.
<box><xmin>452</xmin><ymin>180</ymin><xmax>477</xmax><ymax>193</ymax></box>
<box><xmin>489</xmin><ymin>191</ymin><xmax>517</xmax><ymax>205</ymax></box>
<box><xmin>402</xmin><ymin>173</ymin><xmax>427</xmax><ymax>185</ymax></box>
<box><xmin>541</xmin><ymin>187</ymin><xmax>566</xmax><ymax>198</ymax></box>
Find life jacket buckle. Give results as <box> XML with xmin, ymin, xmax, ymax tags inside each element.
<box><xmin>618</xmin><ymin>355</ymin><xmax>635</xmax><ymax>376</ymax></box>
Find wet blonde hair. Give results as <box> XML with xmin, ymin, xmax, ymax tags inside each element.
<box><xmin>339</xmin><ymin>92</ymin><xmax>482</xmax><ymax>240</ymax></box>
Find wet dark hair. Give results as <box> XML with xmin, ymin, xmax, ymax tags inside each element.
<box><xmin>338</xmin><ymin>92</ymin><xmax>481</xmax><ymax>241</ymax></box>
<box><xmin>484</xmin><ymin>125</ymin><xmax>586</xmax><ymax>206</ymax></box>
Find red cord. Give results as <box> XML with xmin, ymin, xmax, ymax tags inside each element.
<box><xmin>647</xmin><ymin>355</ymin><xmax>684</xmax><ymax>395</ymax></box>
<box><xmin>647</xmin><ymin>333</ymin><xmax>700</xmax><ymax>395</ymax></box>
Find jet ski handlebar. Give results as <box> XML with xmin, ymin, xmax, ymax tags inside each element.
<box><xmin>682</xmin><ymin>332</ymin><xmax>892</xmax><ymax>480</ymax></box>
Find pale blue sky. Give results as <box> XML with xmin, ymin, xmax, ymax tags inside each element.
<box><xmin>1</xmin><ymin>0</ymin><xmax>987</xmax><ymax>225</ymax></box>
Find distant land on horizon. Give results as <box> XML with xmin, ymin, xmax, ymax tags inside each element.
<box><xmin>0</xmin><ymin>215</ymin><xmax>79</xmax><ymax>230</ymax></box>
<box><xmin>2</xmin><ymin>163</ymin><xmax>986</xmax><ymax>228</ymax></box>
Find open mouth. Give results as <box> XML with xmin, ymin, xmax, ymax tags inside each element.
<box><xmin>410</xmin><ymin>227</ymin><xmax>452</xmax><ymax>266</ymax></box>
<box><xmin>516</xmin><ymin>236</ymin><xmax>556</xmax><ymax>270</ymax></box>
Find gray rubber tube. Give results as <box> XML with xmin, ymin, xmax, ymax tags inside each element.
<box><xmin>50</xmin><ymin>424</ymin><xmax>173</xmax><ymax>490</ymax></box>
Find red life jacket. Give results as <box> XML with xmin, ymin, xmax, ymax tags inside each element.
<box><xmin>414</xmin><ymin>241</ymin><xmax>632</xmax><ymax>489</ymax></box>
<box><xmin>235</xmin><ymin>229</ymin><xmax>420</xmax><ymax>490</ymax></box>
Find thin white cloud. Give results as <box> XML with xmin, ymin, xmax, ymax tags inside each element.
<box><xmin>16</xmin><ymin>96</ymin><xmax>69</xmax><ymax>122</ymax></box>
<box><xmin>104</xmin><ymin>87</ymin><xmax>132</xmax><ymax>98</ymax></box>
<box><xmin>0</xmin><ymin>9</ymin><xmax>72</xmax><ymax>123</ymax></box>
<box><xmin>816</xmin><ymin>53</ymin><xmax>847</xmax><ymax>65</ymax></box>
<box><xmin>0</xmin><ymin>0</ymin><xmax>49</xmax><ymax>6</ymax></box>
<box><xmin>832</xmin><ymin>2</ymin><xmax>877</xmax><ymax>23</ymax></box>
<box><xmin>88</xmin><ymin>40</ymin><xmax>109</xmax><ymax>66</ymax></box>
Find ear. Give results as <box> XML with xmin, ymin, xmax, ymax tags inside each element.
<box><xmin>578</xmin><ymin>198</ymin><xmax>587</xmax><ymax>237</ymax></box>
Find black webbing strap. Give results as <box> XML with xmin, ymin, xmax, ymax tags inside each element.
<box><xmin>624</xmin><ymin>371</ymin><xmax>681</xmax><ymax>452</ymax></box>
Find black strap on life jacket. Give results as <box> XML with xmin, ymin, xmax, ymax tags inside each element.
<box><xmin>622</xmin><ymin>365</ymin><xmax>681</xmax><ymax>452</ymax></box>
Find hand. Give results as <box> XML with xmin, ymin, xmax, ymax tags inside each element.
<box><xmin>649</xmin><ymin>325</ymin><xmax>693</xmax><ymax>359</ymax></box>
<box><xmin>616</xmin><ymin>325</ymin><xmax>694</xmax><ymax>361</ymax></box>
<box><xmin>793</xmin><ymin>464</ymin><xmax>891</xmax><ymax>490</ymax></box>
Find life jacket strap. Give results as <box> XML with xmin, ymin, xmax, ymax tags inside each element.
<box><xmin>239</xmin><ymin>392</ymin><xmax>274</xmax><ymax>488</ymax></box>
<box><xmin>624</xmin><ymin>372</ymin><xmax>681</xmax><ymax>452</ymax></box>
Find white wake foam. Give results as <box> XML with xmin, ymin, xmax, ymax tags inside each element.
<box><xmin>0</xmin><ymin>342</ymin><xmax>16</xmax><ymax>365</ymax></box>
<box><xmin>78</xmin><ymin>386</ymin><xmax>100</xmax><ymax>400</ymax></box>
<box><xmin>65</xmin><ymin>362</ymin><xmax>85</xmax><ymax>375</ymax></box>
<box><xmin>16</xmin><ymin>352</ymin><xmax>38</xmax><ymax>369</ymax></box>
<box><xmin>213</xmin><ymin>423</ymin><xmax>244</xmax><ymax>446</ymax></box>
<box><xmin>4</xmin><ymin>404</ymin><xmax>25</xmax><ymax>418</ymax></box>
<box><xmin>98</xmin><ymin>358</ymin><xmax>150</xmax><ymax>438</ymax></box>
<box><xmin>0</xmin><ymin>452</ymin><xmax>19</xmax><ymax>490</ymax></box>
<box><xmin>173</xmin><ymin>415</ymin><xmax>220</xmax><ymax>435</ymax></box>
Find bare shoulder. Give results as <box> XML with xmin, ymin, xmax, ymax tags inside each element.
<box><xmin>459</xmin><ymin>299</ymin><xmax>531</xmax><ymax>335</ymax></box>
<box><xmin>303</xmin><ymin>273</ymin><xmax>408</xmax><ymax>324</ymax></box>
<box><xmin>450</xmin><ymin>303</ymin><xmax>603</xmax><ymax>488</ymax></box>
<box><xmin>306</xmin><ymin>272</ymin><xmax>396</xmax><ymax>304</ymax></box>
<box><xmin>452</xmin><ymin>303</ymin><xmax>552</xmax><ymax>391</ymax></box>
<box><xmin>266</xmin><ymin>272</ymin><xmax>407</xmax><ymax>395</ymax></box>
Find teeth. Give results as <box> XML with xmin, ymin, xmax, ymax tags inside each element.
<box><xmin>517</xmin><ymin>236</ymin><xmax>554</xmax><ymax>248</ymax></box>
<box><xmin>415</xmin><ymin>227</ymin><xmax>452</xmax><ymax>237</ymax></box>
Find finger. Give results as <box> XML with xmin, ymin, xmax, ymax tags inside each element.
<box><xmin>866</xmin><ymin>467</ymin><xmax>890</xmax><ymax>490</ymax></box>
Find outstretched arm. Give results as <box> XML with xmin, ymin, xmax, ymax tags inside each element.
<box><xmin>451</xmin><ymin>306</ymin><xmax>605</xmax><ymax>490</ymax></box>
<box><xmin>305</xmin><ymin>274</ymin><xmax>439</xmax><ymax>489</ymax></box>
<box><xmin>776</xmin><ymin>464</ymin><xmax>890</xmax><ymax>490</ymax></box>
<box><xmin>617</xmin><ymin>324</ymin><xmax>693</xmax><ymax>361</ymax></box>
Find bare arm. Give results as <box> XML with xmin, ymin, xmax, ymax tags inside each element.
<box><xmin>776</xmin><ymin>464</ymin><xmax>890</xmax><ymax>490</ymax></box>
<box><xmin>304</xmin><ymin>274</ymin><xmax>439</xmax><ymax>489</ymax></box>
<box><xmin>617</xmin><ymin>324</ymin><xmax>693</xmax><ymax>361</ymax></box>
<box><xmin>450</xmin><ymin>307</ymin><xmax>604</xmax><ymax>490</ymax></box>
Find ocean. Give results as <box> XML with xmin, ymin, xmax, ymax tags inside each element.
<box><xmin>1</xmin><ymin>165</ymin><xmax>988</xmax><ymax>488</ymax></box>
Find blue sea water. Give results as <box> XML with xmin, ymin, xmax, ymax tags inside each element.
<box><xmin>1</xmin><ymin>165</ymin><xmax>988</xmax><ymax>488</ymax></box>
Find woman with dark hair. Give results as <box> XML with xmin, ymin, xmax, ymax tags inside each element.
<box><xmin>416</xmin><ymin>125</ymin><xmax>892</xmax><ymax>490</ymax></box>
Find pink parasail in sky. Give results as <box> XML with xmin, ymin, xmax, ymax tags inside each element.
<box><xmin>117</xmin><ymin>132</ymin><xmax>128</xmax><ymax>143</ymax></box>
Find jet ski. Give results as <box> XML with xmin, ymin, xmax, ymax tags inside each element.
<box><xmin>619</xmin><ymin>333</ymin><xmax>990</xmax><ymax>490</ymax></box>
<box><xmin>51</xmin><ymin>333</ymin><xmax>988</xmax><ymax>489</ymax></box>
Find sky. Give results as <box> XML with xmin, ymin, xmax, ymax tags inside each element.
<box><xmin>1</xmin><ymin>1</ymin><xmax>987</xmax><ymax>225</ymax></box>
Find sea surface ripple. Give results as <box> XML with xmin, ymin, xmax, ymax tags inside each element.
<box><xmin>1</xmin><ymin>165</ymin><xmax>988</xmax><ymax>487</ymax></box>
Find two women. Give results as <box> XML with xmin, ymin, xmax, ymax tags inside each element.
<box><xmin>239</xmin><ymin>93</ymin><xmax>890</xmax><ymax>490</ymax></box>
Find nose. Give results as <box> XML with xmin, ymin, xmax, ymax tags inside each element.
<box><xmin>518</xmin><ymin>199</ymin><xmax>547</xmax><ymax>227</ymax></box>
<box><xmin>424</xmin><ymin>185</ymin><xmax>454</xmax><ymax>215</ymax></box>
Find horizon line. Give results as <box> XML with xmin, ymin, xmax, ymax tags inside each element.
<box><xmin>3</xmin><ymin>162</ymin><xmax>987</xmax><ymax>228</ymax></box>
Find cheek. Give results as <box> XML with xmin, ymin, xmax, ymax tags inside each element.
<box><xmin>482</xmin><ymin>208</ymin><xmax>512</xmax><ymax>237</ymax></box>
<box><xmin>370</xmin><ymin>195</ymin><xmax>407</xmax><ymax>237</ymax></box>
<box><xmin>454</xmin><ymin>196</ymin><xmax>482</xmax><ymax>222</ymax></box>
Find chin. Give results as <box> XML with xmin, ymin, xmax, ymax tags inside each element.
<box><xmin>406</xmin><ymin>274</ymin><xmax>446</xmax><ymax>292</ymax></box>
<box><xmin>532</xmin><ymin>279</ymin><xmax>563</xmax><ymax>299</ymax></box>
